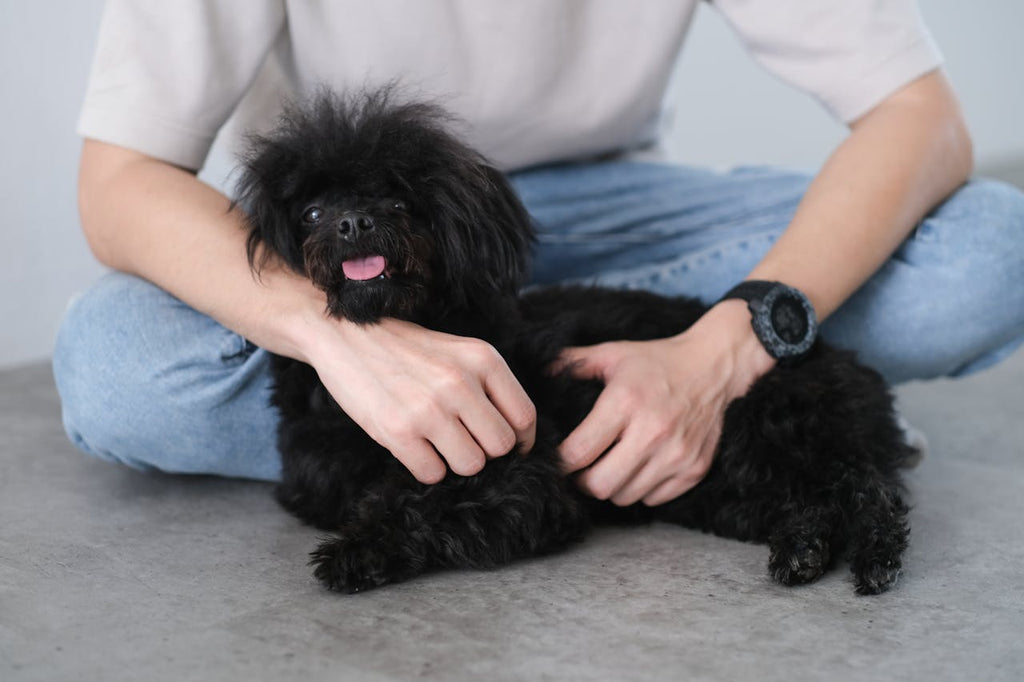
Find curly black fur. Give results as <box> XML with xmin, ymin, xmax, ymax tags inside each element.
<box><xmin>237</xmin><ymin>86</ymin><xmax>914</xmax><ymax>595</ymax></box>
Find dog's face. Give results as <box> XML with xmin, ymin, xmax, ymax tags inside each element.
<box><xmin>287</xmin><ymin>183</ymin><xmax>435</xmax><ymax>324</ymax></box>
<box><xmin>236</xmin><ymin>90</ymin><xmax>533</xmax><ymax>324</ymax></box>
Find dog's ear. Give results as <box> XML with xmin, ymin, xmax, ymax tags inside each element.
<box><xmin>233</xmin><ymin>135</ymin><xmax>309</xmax><ymax>275</ymax></box>
<box><xmin>425</xmin><ymin>159</ymin><xmax>535</xmax><ymax>306</ymax></box>
<box><xmin>476</xmin><ymin>165</ymin><xmax>535</xmax><ymax>290</ymax></box>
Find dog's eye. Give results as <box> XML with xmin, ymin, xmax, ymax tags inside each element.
<box><xmin>391</xmin><ymin>200</ymin><xmax>408</xmax><ymax>213</ymax></box>
<box><xmin>302</xmin><ymin>206</ymin><xmax>323</xmax><ymax>224</ymax></box>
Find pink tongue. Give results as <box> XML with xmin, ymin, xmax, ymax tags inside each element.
<box><xmin>342</xmin><ymin>255</ymin><xmax>387</xmax><ymax>281</ymax></box>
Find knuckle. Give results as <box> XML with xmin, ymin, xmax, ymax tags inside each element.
<box><xmin>561</xmin><ymin>439</ymin><xmax>592</xmax><ymax>471</ymax></box>
<box><xmin>592</xmin><ymin>342</ymin><xmax>621</xmax><ymax>368</ymax></box>
<box><xmin>559</xmin><ymin>445</ymin><xmax>582</xmax><ymax>470</ymax></box>
<box><xmin>583</xmin><ymin>476</ymin><xmax>614</xmax><ymax>501</ymax></box>
<box><xmin>418</xmin><ymin>463</ymin><xmax>447</xmax><ymax>485</ymax></box>
<box><xmin>692</xmin><ymin>456</ymin><xmax>713</xmax><ymax>480</ymax></box>
<box><xmin>642</xmin><ymin>491</ymin><xmax>666</xmax><ymax>507</ymax></box>
<box><xmin>389</xmin><ymin>418</ymin><xmax>418</xmax><ymax>443</ymax></box>
<box><xmin>665</xmin><ymin>443</ymin><xmax>691</xmax><ymax>469</ymax></box>
<box><xmin>435</xmin><ymin>365</ymin><xmax>469</xmax><ymax>394</ymax></box>
<box><xmin>389</xmin><ymin>441</ymin><xmax>442</xmax><ymax>482</ymax></box>
<box><xmin>561</xmin><ymin>450</ymin><xmax>584</xmax><ymax>472</ymax></box>
<box><xmin>450</xmin><ymin>450</ymin><xmax>486</xmax><ymax>477</ymax></box>
<box><xmin>610</xmin><ymin>491</ymin><xmax>636</xmax><ymax>507</ymax></box>
<box><xmin>615</xmin><ymin>384</ymin><xmax>645</xmax><ymax>411</ymax></box>
<box><xmin>464</xmin><ymin>339</ymin><xmax>501</xmax><ymax>370</ymax></box>
<box><xmin>678</xmin><ymin>476</ymin><xmax>701</xmax><ymax>496</ymax></box>
<box><xmin>647</xmin><ymin>419</ymin><xmax>676</xmax><ymax>447</ymax></box>
<box><xmin>649</xmin><ymin>480</ymin><xmax>686</xmax><ymax>506</ymax></box>
<box><xmin>404</xmin><ymin>401</ymin><xmax>443</xmax><ymax>434</ymax></box>
<box><xmin>490</xmin><ymin>428</ymin><xmax>518</xmax><ymax>456</ymax></box>
<box><xmin>510</xmin><ymin>401</ymin><xmax>537</xmax><ymax>431</ymax></box>
<box><xmin>406</xmin><ymin>400</ymin><xmax>433</xmax><ymax>425</ymax></box>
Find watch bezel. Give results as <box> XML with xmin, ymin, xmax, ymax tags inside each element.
<box><xmin>748</xmin><ymin>284</ymin><xmax>818</xmax><ymax>360</ymax></box>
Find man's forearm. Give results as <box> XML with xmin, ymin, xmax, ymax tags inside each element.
<box><xmin>745</xmin><ymin>70</ymin><xmax>973</xmax><ymax>321</ymax></box>
<box><xmin>78</xmin><ymin>139</ymin><xmax>329</xmax><ymax>362</ymax></box>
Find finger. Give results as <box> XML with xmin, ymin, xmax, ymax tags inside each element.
<box><xmin>558</xmin><ymin>390</ymin><xmax>627</xmax><ymax>473</ymax></box>
<box><xmin>640</xmin><ymin>434</ymin><xmax>716</xmax><ymax>505</ymax></box>
<box><xmin>610</xmin><ymin>459</ymin><xmax>676</xmax><ymax>507</ymax></box>
<box><xmin>574</xmin><ymin>432</ymin><xmax>650</xmax><ymax>500</ymax></box>
<box><xmin>553</xmin><ymin>344</ymin><xmax>611</xmax><ymax>379</ymax></box>
<box><xmin>647</xmin><ymin>446</ymin><xmax>714</xmax><ymax>506</ymax></box>
<box><xmin>427</xmin><ymin>419</ymin><xmax>488</xmax><ymax>477</ymax></box>
<box><xmin>390</xmin><ymin>438</ymin><xmax>448</xmax><ymax>484</ymax></box>
<box><xmin>457</xmin><ymin>387</ymin><xmax>519</xmax><ymax>458</ymax></box>
<box><xmin>642</xmin><ymin>476</ymin><xmax>694</xmax><ymax>507</ymax></box>
<box><xmin>481</xmin><ymin>365</ymin><xmax>537</xmax><ymax>454</ymax></box>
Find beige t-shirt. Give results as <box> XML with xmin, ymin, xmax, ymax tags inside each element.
<box><xmin>78</xmin><ymin>0</ymin><xmax>942</xmax><ymax>172</ymax></box>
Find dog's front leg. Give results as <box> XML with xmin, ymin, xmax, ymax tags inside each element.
<box><xmin>308</xmin><ymin>448</ymin><xmax>589</xmax><ymax>593</ymax></box>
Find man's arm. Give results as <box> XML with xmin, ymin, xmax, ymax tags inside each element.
<box><xmin>78</xmin><ymin>140</ymin><xmax>537</xmax><ymax>481</ymax></box>
<box><xmin>747</xmin><ymin>70</ymin><xmax>973</xmax><ymax>317</ymax></box>
<box><xmin>559</xmin><ymin>70</ymin><xmax>972</xmax><ymax>505</ymax></box>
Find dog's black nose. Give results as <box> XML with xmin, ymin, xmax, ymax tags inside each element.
<box><xmin>338</xmin><ymin>211</ymin><xmax>375</xmax><ymax>238</ymax></box>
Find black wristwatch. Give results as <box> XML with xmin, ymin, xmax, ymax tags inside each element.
<box><xmin>719</xmin><ymin>280</ymin><xmax>818</xmax><ymax>363</ymax></box>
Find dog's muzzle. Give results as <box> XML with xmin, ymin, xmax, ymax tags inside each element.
<box><xmin>336</xmin><ymin>211</ymin><xmax>376</xmax><ymax>240</ymax></box>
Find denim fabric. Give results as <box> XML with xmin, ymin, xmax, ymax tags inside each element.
<box><xmin>514</xmin><ymin>162</ymin><xmax>1024</xmax><ymax>382</ymax></box>
<box><xmin>52</xmin><ymin>161</ymin><xmax>1024</xmax><ymax>480</ymax></box>
<box><xmin>53</xmin><ymin>274</ymin><xmax>282</xmax><ymax>481</ymax></box>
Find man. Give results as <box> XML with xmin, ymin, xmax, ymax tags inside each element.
<box><xmin>55</xmin><ymin>1</ymin><xmax>1024</xmax><ymax>505</ymax></box>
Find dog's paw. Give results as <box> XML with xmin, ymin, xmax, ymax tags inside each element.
<box><xmin>848</xmin><ymin>518</ymin><xmax>907</xmax><ymax>595</ymax></box>
<box><xmin>768</xmin><ymin>535</ymin><xmax>830</xmax><ymax>587</ymax></box>
<box><xmin>309</xmin><ymin>534</ymin><xmax>424</xmax><ymax>593</ymax></box>
<box><xmin>852</xmin><ymin>559</ymin><xmax>901</xmax><ymax>595</ymax></box>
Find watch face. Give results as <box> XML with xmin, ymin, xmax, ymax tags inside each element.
<box><xmin>770</xmin><ymin>294</ymin><xmax>810</xmax><ymax>345</ymax></box>
<box><xmin>725</xmin><ymin>280</ymin><xmax>818</xmax><ymax>361</ymax></box>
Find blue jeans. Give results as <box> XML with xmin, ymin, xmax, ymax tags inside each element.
<box><xmin>52</xmin><ymin>162</ymin><xmax>1024</xmax><ymax>481</ymax></box>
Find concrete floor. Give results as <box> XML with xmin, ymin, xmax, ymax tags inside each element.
<box><xmin>1</xmin><ymin>348</ymin><xmax>1023</xmax><ymax>681</ymax></box>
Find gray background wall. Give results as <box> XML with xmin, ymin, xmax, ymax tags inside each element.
<box><xmin>1</xmin><ymin>1</ymin><xmax>1022</xmax><ymax>370</ymax></box>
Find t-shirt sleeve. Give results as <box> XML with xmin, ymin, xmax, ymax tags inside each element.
<box><xmin>710</xmin><ymin>0</ymin><xmax>943</xmax><ymax>123</ymax></box>
<box><xmin>77</xmin><ymin>0</ymin><xmax>286</xmax><ymax>170</ymax></box>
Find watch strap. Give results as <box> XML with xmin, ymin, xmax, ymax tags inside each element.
<box><xmin>720</xmin><ymin>280</ymin><xmax>778</xmax><ymax>306</ymax></box>
<box><xmin>719</xmin><ymin>280</ymin><xmax>818</xmax><ymax>363</ymax></box>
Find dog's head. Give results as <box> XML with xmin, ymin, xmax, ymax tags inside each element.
<box><xmin>235</xmin><ymin>88</ymin><xmax>534</xmax><ymax>324</ymax></box>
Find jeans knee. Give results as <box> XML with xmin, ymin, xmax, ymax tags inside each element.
<box><xmin>926</xmin><ymin>179</ymin><xmax>1024</xmax><ymax>360</ymax></box>
<box><xmin>52</xmin><ymin>273</ymin><xmax>281</xmax><ymax>480</ymax></box>
<box><xmin>53</xmin><ymin>274</ymin><xmax>159</xmax><ymax>470</ymax></box>
<box><xmin>826</xmin><ymin>180</ymin><xmax>1024</xmax><ymax>383</ymax></box>
<box><xmin>980</xmin><ymin>179</ymin><xmax>1024</xmax><ymax>273</ymax></box>
<box><xmin>925</xmin><ymin>178</ymin><xmax>1024</xmax><ymax>271</ymax></box>
<box><xmin>54</xmin><ymin>288</ymin><xmax>124</xmax><ymax>468</ymax></box>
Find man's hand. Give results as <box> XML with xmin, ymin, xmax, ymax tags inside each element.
<box><xmin>557</xmin><ymin>300</ymin><xmax>775</xmax><ymax>506</ymax></box>
<box><xmin>307</xmin><ymin>318</ymin><xmax>537</xmax><ymax>484</ymax></box>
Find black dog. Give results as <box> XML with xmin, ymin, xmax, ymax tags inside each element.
<box><xmin>236</xmin><ymin>88</ymin><xmax>914</xmax><ymax>595</ymax></box>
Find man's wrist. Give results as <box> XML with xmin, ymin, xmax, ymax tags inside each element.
<box><xmin>719</xmin><ymin>280</ymin><xmax>818</xmax><ymax>364</ymax></box>
<box><xmin>704</xmin><ymin>299</ymin><xmax>777</xmax><ymax>377</ymax></box>
<box><xmin>253</xmin><ymin>264</ymin><xmax>339</xmax><ymax>364</ymax></box>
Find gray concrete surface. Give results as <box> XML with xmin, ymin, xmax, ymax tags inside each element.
<box><xmin>1</xmin><ymin>350</ymin><xmax>1023</xmax><ymax>681</ymax></box>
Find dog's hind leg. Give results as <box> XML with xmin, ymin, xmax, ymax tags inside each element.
<box><xmin>309</xmin><ymin>453</ymin><xmax>589</xmax><ymax>593</ymax></box>
<box><xmin>654</xmin><ymin>488</ymin><xmax>845</xmax><ymax>589</ymax></box>
<box><xmin>842</xmin><ymin>475</ymin><xmax>910</xmax><ymax>595</ymax></box>
<box><xmin>767</xmin><ymin>501</ymin><xmax>844</xmax><ymax>587</ymax></box>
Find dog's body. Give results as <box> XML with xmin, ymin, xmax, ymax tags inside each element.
<box><xmin>238</xmin><ymin>89</ymin><xmax>913</xmax><ymax>595</ymax></box>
